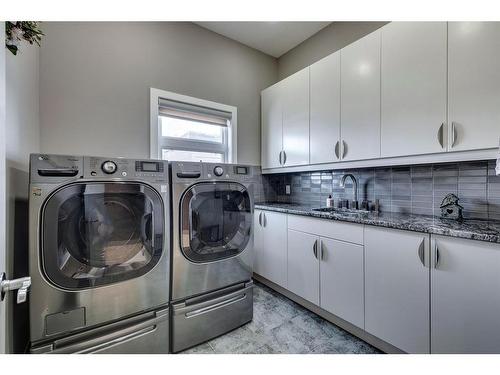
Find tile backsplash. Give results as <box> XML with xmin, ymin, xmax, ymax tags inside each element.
<box><xmin>255</xmin><ymin>160</ymin><xmax>500</xmax><ymax>220</ymax></box>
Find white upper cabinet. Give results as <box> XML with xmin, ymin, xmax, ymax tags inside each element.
<box><xmin>282</xmin><ymin>68</ymin><xmax>310</xmax><ymax>167</ymax></box>
<box><xmin>381</xmin><ymin>22</ymin><xmax>447</xmax><ymax>157</ymax></box>
<box><xmin>448</xmin><ymin>22</ymin><xmax>500</xmax><ymax>152</ymax></box>
<box><xmin>341</xmin><ymin>30</ymin><xmax>381</xmax><ymax>161</ymax></box>
<box><xmin>310</xmin><ymin>52</ymin><xmax>341</xmax><ymax>164</ymax></box>
<box><xmin>261</xmin><ymin>21</ymin><xmax>499</xmax><ymax>173</ymax></box>
<box><xmin>261</xmin><ymin>82</ymin><xmax>283</xmax><ymax>169</ymax></box>
<box><xmin>431</xmin><ymin>236</ymin><xmax>500</xmax><ymax>353</ymax></box>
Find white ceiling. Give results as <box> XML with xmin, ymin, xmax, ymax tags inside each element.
<box><xmin>195</xmin><ymin>22</ymin><xmax>331</xmax><ymax>58</ymax></box>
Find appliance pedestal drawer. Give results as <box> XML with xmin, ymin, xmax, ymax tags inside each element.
<box><xmin>30</xmin><ymin>307</ymin><xmax>170</xmax><ymax>354</ymax></box>
<box><xmin>172</xmin><ymin>281</ymin><xmax>254</xmax><ymax>353</ymax></box>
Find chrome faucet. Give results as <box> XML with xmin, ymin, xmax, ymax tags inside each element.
<box><xmin>340</xmin><ymin>174</ymin><xmax>358</xmax><ymax>209</ymax></box>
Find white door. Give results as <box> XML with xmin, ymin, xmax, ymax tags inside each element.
<box><xmin>448</xmin><ymin>22</ymin><xmax>500</xmax><ymax>152</ymax></box>
<box><xmin>261</xmin><ymin>211</ymin><xmax>287</xmax><ymax>288</ymax></box>
<box><xmin>261</xmin><ymin>83</ymin><xmax>283</xmax><ymax>169</ymax></box>
<box><xmin>364</xmin><ymin>227</ymin><xmax>430</xmax><ymax>353</ymax></box>
<box><xmin>340</xmin><ymin>30</ymin><xmax>381</xmax><ymax>161</ymax></box>
<box><xmin>431</xmin><ymin>235</ymin><xmax>500</xmax><ymax>353</ymax></box>
<box><xmin>381</xmin><ymin>22</ymin><xmax>447</xmax><ymax>157</ymax></box>
<box><xmin>287</xmin><ymin>230</ymin><xmax>319</xmax><ymax>304</ymax></box>
<box><xmin>253</xmin><ymin>210</ymin><xmax>264</xmax><ymax>276</ymax></box>
<box><xmin>310</xmin><ymin>52</ymin><xmax>341</xmax><ymax>164</ymax></box>
<box><xmin>0</xmin><ymin>21</ymin><xmax>6</xmax><ymax>354</ymax></box>
<box><xmin>282</xmin><ymin>68</ymin><xmax>310</xmax><ymax>167</ymax></box>
<box><xmin>320</xmin><ymin>237</ymin><xmax>364</xmax><ymax>329</ymax></box>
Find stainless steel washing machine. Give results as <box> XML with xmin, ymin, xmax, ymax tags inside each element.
<box><xmin>28</xmin><ymin>154</ymin><xmax>170</xmax><ymax>353</ymax></box>
<box><xmin>170</xmin><ymin>162</ymin><xmax>255</xmax><ymax>352</ymax></box>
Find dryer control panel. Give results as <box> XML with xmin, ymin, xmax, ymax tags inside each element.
<box><xmin>170</xmin><ymin>161</ymin><xmax>257</xmax><ymax>184</ymax></box>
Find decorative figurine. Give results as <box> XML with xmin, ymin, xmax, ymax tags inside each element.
<box><xmin>440</xmin><ymin>193</ymin><xmax>464</xmax><ymax>221</ymax></box>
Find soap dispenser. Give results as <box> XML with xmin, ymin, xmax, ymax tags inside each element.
<box><xmin>326</xmin><ymin>195</ymin><xmax>333</xmax><ymax>208</ymax></box>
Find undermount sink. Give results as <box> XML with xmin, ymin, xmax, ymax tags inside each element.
<box><xmin>312</xmin><ymin>207</ymin><xmax>370</xmax><ymax>216</ymax></box>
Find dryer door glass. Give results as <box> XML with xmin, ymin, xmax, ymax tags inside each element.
<box><xmin>180</xmin><ymin>182</ymin><xmax>252</xmax><ymax>262</ymax></box>
<box><xmin>42</xmin><ymin>182</ymin><xmax>164</xmax><ymax>289</ymax></box>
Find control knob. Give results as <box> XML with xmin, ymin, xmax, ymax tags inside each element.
<box><xmin>101</xmin><ymin>161</ymin><xmax>117</xmax><ymax>174</ymax></box>
<box><xmin>213</xmin><ymin>166</ymin><xmax>224</xmax><ymax>177</ymax></box>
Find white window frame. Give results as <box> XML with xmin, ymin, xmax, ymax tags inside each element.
<box><xmin>150</xmin><ymin>87</ymin><xmax>237</xmax><ymax>163</ymax></box>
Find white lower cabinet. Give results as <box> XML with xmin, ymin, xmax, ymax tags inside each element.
<box><xmin>287</xmin><ymin>230</ymin><xmax>320</xmax><ymax>305</ymax></box>
<box><xmin>431</xmin><ymin>235</ymin><xmax>500</xmax><ymax>353</ymax></box>
<box><xmin>253</xmin><ymin>210</ymin><xmax>287</xmax><ymax>288</ymax></box>
<box><xmin>364</xmin><ymin>226</ymin><xmax>430</xmax><ymax>354</ymax></box>
<box><xmin>320</xmin><ymin>237</ymin><xmax>364</xmax><ymax>328</ymax></box>
<box><xmin>255</xmin><ymin>211</ymin><xmax>500</xmax><ymax>354</ymax></box>
<box><xmin>286</xmin><ymin>215</ymin><xmax>365</xmax><ymax>328</ymax></box>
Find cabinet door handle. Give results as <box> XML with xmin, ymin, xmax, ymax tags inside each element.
<box><xmin>258</xmin><ymin>212</ymin><xmax>262</xmax><ymax>227</ymax></box>
<box><xmin>417</xmin><ymin>238</ymin><xmax>425</xmax><ymax>267</ymax></box>
<box><xmin>342</xmin><ymin>140</ymin><xmax>347</xmax><ymax>159</ymax></box>
<box><xmin>437</xmin><ymin>123</ymin><xmax>445</xmax><ymax>148</ymax></box>
<box><xmin>312</xmin><ymin>239</ymin><xmax>318</xmax><ymax>259</ymax></box>
<box><xmin>434</xmin><ymin>244</ymin><xmax>440</xmax><ymax>269</ymax></box>
<box><xmin>278</xmin><ymin>151</ymin><xmax>283</xmax><ymax>166</ymax></box>
<box><xmin>334</xmin><ymin>141</ymin><xmax>340</xmax><ymax>160</ymax></box>
<box><xmin>320</xmin><ymin>240</ymin><xmax>325</xmax><ymax>261</ymax></box>
<box><xmin>283</xmin><ymin>151</ymin><xmax>287</xmax><ymax>165</ymax></box>
<box><xmin>263</xmin><ymin>213</ymin><xmax>267</xmax><ymax>228</ymax></box>
<box><xmin>451</xmin><ymin>122</ymin><xmax>458</xmax><ymax>148</ymax></box>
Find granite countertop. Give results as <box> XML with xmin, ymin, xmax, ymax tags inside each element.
<box><xmin>255</xmin><ymin>202</ymin><xmax>500</xmax><ymax>244</ymax></box>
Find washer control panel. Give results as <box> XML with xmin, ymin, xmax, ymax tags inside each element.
<box><xmin>85</xmin><ymin>157</ymin><xmax>168</xmax><ymax>182</ymax></box>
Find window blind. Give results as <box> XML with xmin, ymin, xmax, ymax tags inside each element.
<box><xmin>158</xmin><ymin>98</ymin><xmax>231</xmax><ymax>127</ymax></box>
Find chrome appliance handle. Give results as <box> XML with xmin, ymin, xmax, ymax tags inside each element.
<box><xmin>1</xmin><ymin>273</ymin><xmax>31</xmax><ymax>304</ymax></box>
<box><xmin>185</xmin><ymin>294</ymin><xmax>247</xmax><ymax>318</ymax></box>
<box><xmin>334</xmin><ymin>141</ymin><xmax>340</xmax><ymax>160</ymax></box>
<box><xmin>437</xmin><ymin>123</ymin><xmax>445</xmax><ymax>148</ymax></box>
<box><xmin>38</xmin><ymin>168</ymin><xmax>79</xmax><ymax>177</ymax></box>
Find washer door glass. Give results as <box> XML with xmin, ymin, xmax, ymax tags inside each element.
<box><xmin>180</xmin><ymin>182</ymin><xmax>252</xmax><ymax>263</ymax></box>
<box><xmin>42</xmin><ymin>182</ymin><xmax>164</xmax><ymax>289</ymax></box>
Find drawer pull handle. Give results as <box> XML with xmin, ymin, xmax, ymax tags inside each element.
<box><xmin>185</xmin><ymin>294</ymin><xmax>246</xmax><ymax>318</ymax></box>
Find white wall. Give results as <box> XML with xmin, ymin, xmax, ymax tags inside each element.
<box><xmin>5</xmin><ymin>39</ymin><xmax>40</xmax><ymax>353</ymax></box>
<box><xmin>39</xmin><ymin>22</ymin><xmax>278</xmax><ymax>164</ymax></box>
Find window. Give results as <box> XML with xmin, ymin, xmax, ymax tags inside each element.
<box><xmin>150</xmin><ymin>88</ymin><xmax>237</xmax><ymax>163</ymax></box>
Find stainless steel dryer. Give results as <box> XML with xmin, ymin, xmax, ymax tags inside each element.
<box><xmin>28</xmin><ymin>154</ymin><xmax>170</xmax><ymax>353</ymax></box>
<box><xmin>170</xmin><ymin>162</ymin><xmax>255</xmax><ymax>352</ymax></box>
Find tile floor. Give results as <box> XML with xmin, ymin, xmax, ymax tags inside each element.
<box><xmin>182</xmin><ymin>281</ymin><xmax>381</xmax><ymax>354</ymax></box>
